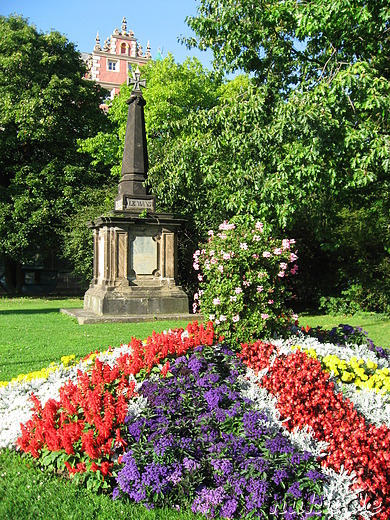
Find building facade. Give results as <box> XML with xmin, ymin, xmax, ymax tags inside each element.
<box><xmin>83</xmin><ymin>17</ymin><xmax>152</xmax><ymax>99</ymax></box>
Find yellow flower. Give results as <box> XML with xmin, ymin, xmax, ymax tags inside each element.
<box><xmin>366</xmin><ymin>360</ymin><xmax>377</xmax><ymax>370</ymax></box>
<box><xmin>61</xmin><ymin>354</ymin><xmax>76</xmax><ymax>367</ymax></box>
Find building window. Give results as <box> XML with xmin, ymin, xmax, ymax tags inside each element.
<box><xmin>121</xmin><ymin>43</ymin><xmax>127</xmax><ymax>55</ymax></box>
<box><xmin>107</xmin><ymin>60</ymin><xmax>118</xmax><ymax>71</ymax></box>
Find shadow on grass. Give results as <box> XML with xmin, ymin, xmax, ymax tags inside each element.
<box><xmin>0</xmin><ymin>358</ymin><xmax>58</xmax><ymax>368</ymax></box>
<box><xmin>0</xmin><ymin>309</ymin><xmax>62</xmax><ymax>316</ymax></box>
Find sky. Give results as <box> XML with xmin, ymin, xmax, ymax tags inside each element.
<box><xmin>0</xmin><ymin>0</ymin><xmax>214</xmax><ymax>67</ymax></box>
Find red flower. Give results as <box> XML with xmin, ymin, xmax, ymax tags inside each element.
<box><xmin>241</xmin><ymin>342</ymin><xmax>390</xmax><ymax>519</ymax></box>
<box><xmin>160</xmin><ymin>361</ymin><xmax>170</xmax><ymax>377</ymax></box>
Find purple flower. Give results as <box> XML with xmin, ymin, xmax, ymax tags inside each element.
<box><xmin>167</xmin><ymin>464</ymin><xmax>183</xmax><ymax>485</ymax></box>
<box><xmin>153</xmin><ymin>434</ymin><xmax>175</xmax><ymax>456</ymax></box>
<box><xmin>192</xmin><ymin>486</ymin><xmax>229</xmax><ymax>516</ymax></box>
<box><xmin>127</xmin><ymin>420</ymin><xmax>144</xmax><ymax>441</ymax></box>
<box><xmin>305</xmin><ymin>469</ymin><xmax>327</xmax><ymax>482</ymax></box>
<box><xmin>117</xmin><ymin>345</ymin><xmax>326</xmax><ymax>516</ymax></box>
<box><xmin>204</xmin><ymin>388</ymin><xmax>222</xmax><ymax>409</ymax></box>
<box><xmin>290</xmin><ymin>451</ymin><xmax>311</xmax><ymax>465</ymax></box>
<box><xmin>272</xmin><ymin>468</ymin><xmax>289</xmax><ymax>485</ymax></box>
<box><xmin>220</xmin><ymin>498</ymin><xmax>238</xmax><ymax>518</ymax></box>
<box><xmin>183</xmin><ymin>457</ymin><xmax>200</xmax><ymax>472</ymax></box>
<box><xmin>210</xmin><ymin>458</ymin><xmax>233</xmax><ymax>475</ymax></box>
<box><xmin>308</xmin><ymin>493</ymin><xmax>324</xmax><ymax>506</ymax></box>
<box><xmin>265</xmin><ymin>434</ymin><xmax>295</xmax><ymax>455</ymax></box>
<box><xmin>209</xmin><ymin>373</ymin><xmax>220</xmax><ymax>383</ymax></box>
<box><xmin>287</xmin><ymin>481</ymin><xmax>302</xmax><ymax>498</ymax></box>
<box><xmin>283</xmin><ymin>506</ymin><xmax>299</xmax><ymax>520</ymax></box>
<box><xmin>187</xmin><ymin>356</ymin><xmax>204</xmax><ymax>376</ymax></box>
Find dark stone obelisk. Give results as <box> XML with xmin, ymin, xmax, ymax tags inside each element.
<box><xmin>115</xmin><ymin>69</ymin><xmax>155</xmax><ymax>211</ymax></box>
<box><xmin>66</xmin><ymin>68</ymin><xmax>190</xmax><ymax>323</ymax></box>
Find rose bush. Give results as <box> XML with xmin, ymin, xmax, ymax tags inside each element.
<box><xmin>194</xmin><ymin>217</ymin><xmax>299</xmax><ymax>344</ymax></box>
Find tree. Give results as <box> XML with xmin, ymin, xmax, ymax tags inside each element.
<box><xmin>184</xmin><ymin>0</ymin><xmax>389</xmax><ymax>85</ymax></box>
<box><xmin>0</xmin><ymin>15</ymin><xmax>110</xmax><ymax>292</ymax></box>
<box><xmin>181</xmin><ymin>0</ymin><xmax>390</xmax><ymax>310</ymax></box>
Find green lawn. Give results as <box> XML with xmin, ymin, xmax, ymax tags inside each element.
<box><xmin>0</xmin><ymin>297</ymin><xmax>192</xmax><ymax>382</ymax></box>
<box><xmin>0</xmin><ymin>449</ymin><xmax>201</xmax><ymax>520</ymax></box>
<box><xmin>1</xmin><ymin>297</ymin><xmax>389</xmax><ymax>382</ymax></box>
<box><xmin>299</xmin><ymin>312</ymin><xmax>390</xmax><ymax>349</ymax></box>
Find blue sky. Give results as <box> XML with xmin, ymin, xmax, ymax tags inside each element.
<box><xmin>1</xmin><ymin>0</ymin><xmax>213</xmax><ymax>67</ymax></box>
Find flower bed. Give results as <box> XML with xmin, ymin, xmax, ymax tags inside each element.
<box><xmin>239</xmin><ymin>339</ymin><xmax>390</xmax><ymax>519</ymax></box>
<box><xmin>1</xmin><ymin>321</ymin><xmax>389</xmax><ymax>518</ymax></box>
<box><xmin>13</xmin><ymin>322</ymin><xmax>214</xmax><ymax>490</ymax></box>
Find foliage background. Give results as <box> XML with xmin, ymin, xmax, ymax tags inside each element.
<box><xmin>1</xmin><ymin>4</ymin><xmax>389</xmax><ymax>313</ymax></box>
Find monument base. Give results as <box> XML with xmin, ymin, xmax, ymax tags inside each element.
<box><xmin>60</xmin><ymin>307</ymin><xmax>196</xmax><ymax>325</ymax></box>
<box><xmin>83</xmin><ymin>283</ymin><xmax>189</xmax><ymax>317</ymax></box>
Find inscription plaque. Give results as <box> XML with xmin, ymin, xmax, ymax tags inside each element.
<box><xmin>131</xmin><ymin>235</ymin><xmax>157</xmax><ymax>275</ymax></box>
<box><xmin>125</xmin><ymin>198</ymin><xmax>154</xmax><ymax>210</ymax></box>
<box><xmin>115</xmin><ymin>197</ymin><xmax>155</xmax><ymax>211</ymax></box>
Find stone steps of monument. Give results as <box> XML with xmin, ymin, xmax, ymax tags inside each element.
<box><xmin>60</xmin><ymin>308</ymin><xmax>201</xmax><ymax>325</ymax></box>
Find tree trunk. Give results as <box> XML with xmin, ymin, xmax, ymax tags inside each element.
<box><xmin>3</xmin><ymin>256</ymin><xmax>24</xmax><ymax>294</ymax></box>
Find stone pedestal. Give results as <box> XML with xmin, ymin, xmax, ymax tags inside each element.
<box><xmin>83</xmin><ymin>212</ymin><xmax>189</xmax><ymax>317</ymax></box>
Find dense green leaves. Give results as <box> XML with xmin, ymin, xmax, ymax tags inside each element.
<box><xmin>185</xmin><ymin>0</ymin><xmax>390</xmax><ymax>86</ymax></box>
<box><xmin>79</xmin><ymin>3</ymin><xmax>390</xmax><ymax>310</ymax></box>
<box><xmin>0</xmin><ymin>15</ymin><xmax>110</xmax><ymax>290</ymax></box>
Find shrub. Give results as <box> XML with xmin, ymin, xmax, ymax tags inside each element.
<box><xmin>193</xmin><ymin>217</ymin><xmax>299</xmax><ymax>344</ymax></box>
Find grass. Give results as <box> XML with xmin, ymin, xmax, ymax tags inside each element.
<box><xmin>299</xmin><ymin>311</ymin><xmax>390</xmax><ymax>349</ymax></box>
<box><xmin>0</xmin><ymin>297</ymin><xmax>191</xmax><ymax>382</ymax></box>
<box><xmin>0</xmin><ymin>449</ymin><xmax>201</xmax><ymax>520</ymax></box>
<box><xmin>1</xmin><ymin>297</ymin><xmax>388</xmax><ymax>382</ymax></box>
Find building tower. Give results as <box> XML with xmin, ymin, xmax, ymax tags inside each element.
<box><xmin>82</xmin><ymin>17</ymin><xmax>152</xmax><ymax>99</ymax></box>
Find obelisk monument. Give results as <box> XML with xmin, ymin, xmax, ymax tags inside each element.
<box><xmin>65</xmin><ymin>69</ymin><xmax>190</xmax><ymax>323</ymax></box>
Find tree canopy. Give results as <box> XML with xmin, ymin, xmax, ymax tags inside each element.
<box><xmin>184</xmin><ymin>0</ymin><xmax>389</xmax><ymax>88</ymax></box>
<box><xmin>181</xmin><ymin>0</ymin><xmax>390</xmax><ymax>309</ymax></box>
<box><xmin>0</xmin><ymin>15</ymin><xmax>110</xmax><ymax>291</ymax></box>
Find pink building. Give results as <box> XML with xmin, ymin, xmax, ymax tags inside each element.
<box><xmin>83</xmin><ymin>17</ymin><xmax>152</xmax><ymax>98</ymax></box>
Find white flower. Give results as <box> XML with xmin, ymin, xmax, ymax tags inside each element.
<box><xmin>255</xmin><ymin>222</ymin><xmax>264</xmax><ymax>232</ymax></box>
<box><xmin>219</xmin><ymin>220</ymin><xmax>236</xmax><ymax>231</ymax></box>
